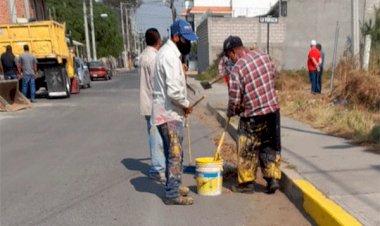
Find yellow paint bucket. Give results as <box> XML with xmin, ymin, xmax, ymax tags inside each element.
<box><xmin>195</xmin><ymin>157</ymin><xmax>223</xmax><ymax>196</ymax></box>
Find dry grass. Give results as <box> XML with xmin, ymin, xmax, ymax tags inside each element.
<box><xmin>276</xmin><ymin>64</ymin><xmax>380</xmax><ymax>150</ymax></box>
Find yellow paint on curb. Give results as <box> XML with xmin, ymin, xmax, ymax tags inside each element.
<box><xmin>294</xmin><ymin>180</ymin><xmax>362</xmax><ymax>226</ymax></box>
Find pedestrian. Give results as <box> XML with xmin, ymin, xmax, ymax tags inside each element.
<box><xmin>18</xmin><ymin>45</ymin><xmax>38</xmax><ymax>102</ymax></box>
<box><xmin>217</xmin><ymin>55</ymin><xmax>233</xmax><ymax>88</ymax></box>
<box><xmin>152</xmin><ymin>19</ymin><xmax>198</xmax><ymax>205</ymax></box>
<box><xmin>0</xmin><ymin>45</ymin><xmax>19</xmax><ymax>80</ymax></box>
<box><xmin>223</xmin><ymin>35</ymin><xmax>281</xmax><ymax>194</ymax></box>
<box><xmin>316</xmin><ymin>43</ymin><xmax>325</xmax><ymax>93</ymax></box>
<box><xmin>138</xmin><ymin>28</ymin><xmax>166</xmax><ymax>182</ymax></box>
<box><xmin>307</xmin><ymin>40</ymin><xmax>321</xmax><ymax>94</ymax></box>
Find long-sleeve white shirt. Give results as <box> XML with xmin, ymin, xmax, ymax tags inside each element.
<box><xmin>139</xmin><ymin>46</ymin><xmax>158</xmax><ymax>116</ymax></box>
<box><xmin>152</xmin><ymin>39</ymin><xmax>189</xmax><ymax>126</ymax></box>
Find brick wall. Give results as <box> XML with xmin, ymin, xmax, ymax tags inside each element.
<box><xmin>0</xmin><ymin>0</ymin><xmax>45</xmax><ymax>24</ymax></box>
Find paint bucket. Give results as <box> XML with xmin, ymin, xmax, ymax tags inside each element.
<box><xmin>195</xmin><ymin>157</ymin><xmax>223</xmax><ymax>196</ymax></box>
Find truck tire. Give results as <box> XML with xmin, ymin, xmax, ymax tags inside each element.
<box><xmin>64</xmin><ymin>71</ymin><xmax>71</xmax><ymax>98</ymax></box>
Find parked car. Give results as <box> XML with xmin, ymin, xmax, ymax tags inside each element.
<box><xmin>88</xmin><ymin>61</ymin><xmax>111</xmax><ymax>81</ymax></box>
<box><xmin>75</xmin><ymin>58</ymin><xmax>91</xmax><ymax>88</ymax></box>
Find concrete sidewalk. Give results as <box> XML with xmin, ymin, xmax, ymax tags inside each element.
<box><xmin>187</xmin><ymin>77</ymin><xmax>380</xmax><ymax>226</ymax></box>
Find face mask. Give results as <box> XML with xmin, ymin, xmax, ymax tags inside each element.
<box><xmin>176</xmin><ymin>38</ymin><xmax>192</xmax><ymax>56</ymax></box>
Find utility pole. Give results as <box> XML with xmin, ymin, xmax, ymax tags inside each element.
<box><xmin>169</xmin><ymin>0</ymin><xmax>176</xmax><ymax>22</ymax></box>
<box><xmin>125</xmin><ymin>8</ymin><xmax>131</xmax><ymax>56</ymax></box>
<box><xmin>352</xmin><ymin>0</ymin><xmax>360</xmax><ymax>66</ymax></box>
<box><xmin>90</xmin><ymin>0</ymin><xmax>97</xmax><ymax>60</ymax></box>
<box><xmin>120</xmin><ymin>2</ymin><xmax>127</xmax><ymax>68</ymax></box>
<box><xmin>83</xmin><ymin>0</ymin><xmax>91</xmax><ymax>61</ymax></box>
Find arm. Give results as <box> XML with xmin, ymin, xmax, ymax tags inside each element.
<box><xmin>33</xmin><ymin>57</ymin><xmax>38</xmax><ymax>78</ymax></box>
<box><xmin>227</xmin><ymin>67</ymin><xmax>243</xmax><ymax>117</ymax></box>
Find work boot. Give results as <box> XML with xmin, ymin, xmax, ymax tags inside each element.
<box><xmin>231</xmin><ymin>182</ymin><xmax>255</xmax><ymax>193</ymax></box>
<box><xmin>164</xmin><ymin>196</ymin><xmax>194</xmax><ymax>205</ymax></box>
<box><xmin>266</xmin><ymin>179</ymin><xmax>280</xmax><ymax>194</ymax></box>
<box><xmin>179</xmin><ymin>186</ymin><xmax>190</xmax><ymax>196</ymax></box>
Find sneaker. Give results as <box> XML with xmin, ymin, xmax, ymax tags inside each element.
<box><xmin>30</xmin><ymin>99</ymin><xmax>37</xmax><ymax>103</ymax></box>
<box><xmin>164</xmin><ymin>196</ymin><xmax>194</xmax><ymax>205</ymax></box>
<box><xmin>266</xmin><ymin>179</ymin><xmax>280</xmax><ymax>194</ymax></box>
<box><xmin>149</xmin><ymin>173</ymin><xmax>166</xmax><ymax>183</ymax></box>
<box><xmin>179</xmin><ymin>186</ymin><xmax>190</xmax><ymax>196</ymax></box>
<box><xmin>231</xmin><ymin>182</ymin><xmax>255</xmax><ymax>193</ymax></box>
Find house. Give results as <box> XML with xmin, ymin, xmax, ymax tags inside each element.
<box><xmin>0</xmin><ymin>0</ymin><xmax>47</xmax><ymax>24</ymax></box>
<box><xmin>192</xmin><ymin>0</ymin><xmax>380</xmax><ymax>71</ymax></box>
<box><xmin>182</xmin><ymin>0</ymin><xmax>278</xmax><ymax>31</ymax></box>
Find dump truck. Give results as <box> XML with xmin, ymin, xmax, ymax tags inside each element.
<box><xmin>0</xmin><ymin>20</ymin><xmax>76</xmax><ymax>98</ymax></box>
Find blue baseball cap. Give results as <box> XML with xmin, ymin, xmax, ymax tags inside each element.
<box><xmin>170</xmin><ymin>19</ymin><xmax>198</xmax><ymax>41</ymax></box>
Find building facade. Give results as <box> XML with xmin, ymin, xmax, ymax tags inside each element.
<box><xmin>0</xmin><ymin>0</ymin><xmax>46</xmax><ymax>24</ymax></box>
<box><xmin>195</xmin><ymin>0</ymin><xmax>380</xmax><ymax>71</ymax></box>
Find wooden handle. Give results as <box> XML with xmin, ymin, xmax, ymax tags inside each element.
<box><xmin>214</xmin><ymin>117</ymin><xmax>230</xmax><ymax>161</ymax></box>
<box><xmin>190</xmin><ymin>95</ymin><xmax>205</xmax><ymax>108</ymax></box>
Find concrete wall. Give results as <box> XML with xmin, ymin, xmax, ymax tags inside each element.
<box><xmin>196</xmin><ymin>0</ymin><xmax>380</xmax><ymax>71</ymax></box>
<box><xmin>197</xmin><ymin>16</ymin><xmax>286</xmax><ymax>72</ymax></box>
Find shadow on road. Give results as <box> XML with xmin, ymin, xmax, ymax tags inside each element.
<box><xmin>121</xmin><ymin>158</ymin><xmax>164</xmax><ymax>199</ymax></box>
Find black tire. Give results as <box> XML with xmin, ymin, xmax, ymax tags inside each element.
<box><xmin>62</xmin><ymin>68</ymin><xmax>71</xmax><ymax>98</ymax></box>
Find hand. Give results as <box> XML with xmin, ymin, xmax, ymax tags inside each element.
<box><xmin>184</xmin><ymin>106</ymin><xmax>193</xmax><ymax>116</ymax></box>
<box><xmin>17</xmin><ymin>74</ymin><xmax>22</xmax><ymax>80</ymax></box>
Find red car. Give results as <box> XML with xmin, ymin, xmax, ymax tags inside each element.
<box><xmin>88</xmin><ymin>61</ymin><xmax>112</xmax><ymax>81</ymax></box>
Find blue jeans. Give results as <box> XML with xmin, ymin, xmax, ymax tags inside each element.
<box><xmin>22</xmin><ymin>74</ymin><xmax>36</xmax><ymax>101</ymax></box>
<box><xmin>309</xmin><ymin>70</ymin><xmax>320</xmax><ymax>93</ymax></box>
<box><xmin>157</xmin><ymin>121</ymin><xmax>184</xmax><ymax>199</ymax></box>
<box><xmin>145</xmin><ymin>116</ymin><xmax>165</xmax><ymax>175</ymax></box>
<box><xmin>4</xmin><ymin>73</ymin><xmax>17</xmax><ymax>80</ymax></box>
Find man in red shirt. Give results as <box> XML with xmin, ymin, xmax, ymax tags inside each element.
<box><xmin>307</xmin><ymin>40</ymin><xmax>321</xmax><ymax>94</ymax></box>
<box><xmin>224</xmin><ymin>35</ymin><xmax>281</xmax><ymax>194</ymax></box>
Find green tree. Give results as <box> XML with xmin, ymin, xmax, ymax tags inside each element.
<box><xmin>45</xmin><ymin>0</ymin><xmax>123</xmax><ymax>58</ymax></box>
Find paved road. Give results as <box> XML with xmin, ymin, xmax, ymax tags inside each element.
<box><xmin>1</xmin><ymin>70</ymin><xmax>311</xmax><ymax>226</ymax></box>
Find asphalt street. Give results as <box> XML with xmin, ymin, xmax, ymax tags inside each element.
<box><xmin>0</xmin><ymin>70</ymin><xmax>311</xmax><ymax>226</ymax></box>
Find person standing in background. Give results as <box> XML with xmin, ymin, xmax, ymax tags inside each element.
<box><xmin>307</xmin><ymin>40</ymin><xmax>321</xmax><ymax>94</ymax></box>
<box><xmin>138</xmin><ymin>28</ymin><xmax>166</xmax><ymax>182</ymax></box>
<box><xmin>0</xmin><ymin>45</ymin><xmax>19</xmax><ymax>80</ymax></box>
<box><xmin>316</xmin><ymin>43</ymin><xmax>325</xmax><ymax>93</ymax></box>
<box><xmin>19</xmin><ymin>45</ymin><xmax>38</xmax><ymax>102</ymax></box>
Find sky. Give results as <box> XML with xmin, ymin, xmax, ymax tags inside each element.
<box><xmin>134</xmin><ymin>0</ymin><xmax>184</xmax><ymax>38</ymax></box>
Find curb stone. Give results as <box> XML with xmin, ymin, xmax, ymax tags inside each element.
<box><xmin>206</xmin><ymin>102</ymin><xmax>363</xmax><ymax>226</ymax></box>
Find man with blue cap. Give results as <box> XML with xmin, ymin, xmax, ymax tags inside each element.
<box><xmin>152</xmin><ymin>19</ymin><xmax>198</xmax><ymax>205</ymax></box>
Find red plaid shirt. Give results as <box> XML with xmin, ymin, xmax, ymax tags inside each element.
<box><xmin>227</xmin><ymin>50</ymin><xmax>279</xmax><ymax>117</ymax></box>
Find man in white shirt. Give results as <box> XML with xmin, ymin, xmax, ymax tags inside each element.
<box><xmin>152</xmin><ymin>19</ymin><xmax>198</xmax><ymax>205</ymax></box>
<box><xmin>139</xmin><ymin>28</ymin><xmax>165</xmax><ymax>182</ymax></box>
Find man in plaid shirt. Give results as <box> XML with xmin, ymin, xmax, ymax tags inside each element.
<box><xmin>223</xmin><ymin>36</ymin><xmax>281</xmax><ymax>194</ymax></box>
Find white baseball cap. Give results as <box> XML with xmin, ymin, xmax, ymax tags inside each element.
<box><xmin>310</xmin><ymin>40</ymin><xmax>317</xmax><ymax>46</ymax></box>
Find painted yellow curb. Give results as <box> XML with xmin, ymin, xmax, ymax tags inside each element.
<box><xmin>294</xmin><ymin>179</ymin><xmax>362</xmax><ymax>226</ymax></box>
